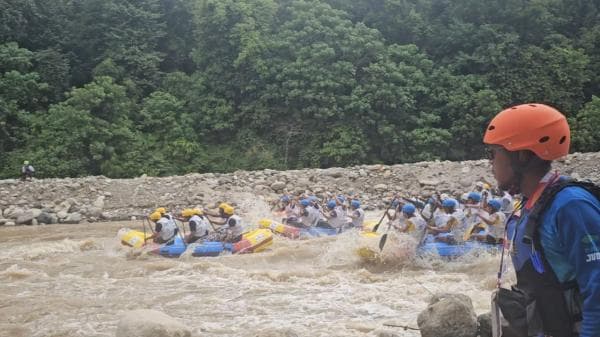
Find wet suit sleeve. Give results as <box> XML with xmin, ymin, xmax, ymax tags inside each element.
<box><xmin>227</xmin><ymin>218</ymin><xmax>236</xmax><ymax>227</ymax></box>
<box><xmin>189</xmin><ymin>220</ymin><xmax>197</xmax><ymax>232</ymax></box>
<box><xmin>155</xmin><ymin>223</ymin><xmax>162</xmax><ymax>232</ymax></box>
<box><xmin>556</xmin><ymin>198</ymin><xmax>600</xmax><ymax>337</ymax></box>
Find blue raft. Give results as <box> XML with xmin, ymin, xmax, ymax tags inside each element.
<box><xmin>154</xmin><ymin>237</ymin><xmax>233</xmax><ymax>257</ymax></box>
<box><xmin>418</xmin><ymin>236</ymin><xmax>501</xmax><ymax>258</ymax></box>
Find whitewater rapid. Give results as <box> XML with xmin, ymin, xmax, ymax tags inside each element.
<box><xmin>0</xmin><ymin>206</ymin><xmax>512</xmax><ymax>337</ymax></box>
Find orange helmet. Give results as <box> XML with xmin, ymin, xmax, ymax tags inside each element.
<box><xmin>483</xmin><ymin>103</ymin><xmax>570</xmax><ymax>160</ymax></box>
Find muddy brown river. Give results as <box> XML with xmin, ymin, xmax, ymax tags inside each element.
<box><xmin>0</xmin><ymin>209</ymin><xmax>510</xmax><ymax>337</ymax></box>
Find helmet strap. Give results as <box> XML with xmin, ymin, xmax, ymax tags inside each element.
<box><xmin>507</xmin><ymin>150</ymin><xmax>551</xmax><ymax>194</ymax></box>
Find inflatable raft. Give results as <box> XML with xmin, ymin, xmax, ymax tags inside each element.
<box><xmin>258</xmin><ymin>218</ymin><xmax>347</xmax><ymax>239</ymax></box>
<box><xmin>355</xmin><ymin>225</ymin><xmax>500</xmax><ymax>259</ymax></box>
<box><xmin>118</xmin><ymin>228</ymin><xmax>273</xmax><ymax>258</ymax></box>
<box><xmin>417</xmin><ymin>236</ymin><xmax>501</xmax><ymax>258</ymax></box>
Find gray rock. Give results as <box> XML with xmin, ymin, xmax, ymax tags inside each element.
<box><xmin>417</xmin><ymin>293</ymin><xmax>478</xmax><ymax>337</ymax></box>
<box><xmin>5</xmin><ymin>221</ymin><xmax>15</xmax><ymax>226</ymax></box>
<box><xmin>92</xmin><ymin>196</ymin><xmax>105</xmax><ymax>209</ymax></box>
<box><xmin>37</xmin><ymin>212</ymin><xmax>54</xmax><ymax>224</ymax></box>
<box><xmin>3</xmin><ymin>206</ymin><xmax>23</xmax><ymax>219</ymax></box>
<box><xmin>459</xmin><ymin>178</ymin><xmax>472</xmax><ymax>188</ymax></box>
<box><xmin>31</xmin><ymin>218</ymin><xmax>38</xmax><ymax>226</ymax></box>
<box><xmin>16</xmin><ymin>211</ymin><xmax>35</xmax><ymax>225</ymax></box>
<box><xmin>116</xmin><ymin>309</ymin><xmax>191</xmax><ymax>337</ymax></box>
<box><xmin>62</xmin><ymin>212</ymin><xmax>82</xmax><ymax>224</ymax></box>
<box><xmin>85</xmin><ymin>206</ymin><xmax>103</xmax><ymax>218</ymax></box>
<box><xmin>418</xmin><ymin>179</ymin><xmax>440</xmax><ymax>186</ymax></box>
<box><xmin>270</xmin><ymin>181</ymin><xmax>286</xmax><ymax>192</ymax></box>
<box><xmin>374</xmin><ymin>184</ymin><xmax>387</xmax><ymax>191</ymax></box>
<box><xmin>477</xmin><ymin>312</ymin><xmax>492</xmax><ymax>337</ymax></box>
<box><xmin>57</xmin><ymin>211</ymin><xmax>68</xmax><ymax>219</ymax></box>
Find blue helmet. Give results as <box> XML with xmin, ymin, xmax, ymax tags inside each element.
<box><xmin>442</xmin><ymin>198</ymin><xmax>457</xmax><ymax>209</ymax></box>
<box><xmin>350</xmin><ymin>199</ymin><xmax>360</xmax><ymax>209</ymax></box>
<box><xmin>467</xmin><ymin>192</ymin><xmax>482</xmax><ymax>202</ymax></box>
<box><xmin>402</xmin><ymin>203</ymin><xmax>416</xmax><ymax>214</ymax></box>
<box><xmin>327</xmin><ymin>200</ymin><xmax>337</xmax><ymax>209</ymax></box>
<box><xmin>300</xmin><ymin>199</ymin><xmax>310</xmax><ymax>207</ymax></box>
<box><xmin>280</xmin><ymin>195</ymin><xmax>290</xmax><ymax>203</ymax></box>
<box><xmin>487</xmin><ymin>199</ymin><xmax>502</xmax><ymax>211</ymax></box>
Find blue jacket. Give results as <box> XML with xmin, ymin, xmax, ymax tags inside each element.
<box><xmin>508</xmin><ymin>185</ymin><xmax>600</xmax><ymax>337</ymax></box>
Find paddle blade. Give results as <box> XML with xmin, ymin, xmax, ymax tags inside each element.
<box><xmin>373</xmin><ymin>223</ymin><xmax>381</xmax><ymax>233</ymax></box>
<box><xmin>378</xmin><ymin>233</ymin><xmax>388</xmax><ymax>251</ymax></box>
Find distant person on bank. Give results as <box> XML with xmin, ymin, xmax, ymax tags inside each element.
<box><xmin>21</xmin><ymin>161</ymin><xmax>35</xmax><ymax>181</ymax></box>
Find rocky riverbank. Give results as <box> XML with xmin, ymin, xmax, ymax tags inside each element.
<box><xmin>1</xmin><ymin>152</ymin><xmax>599</xmax><ymax>226</ymax></box>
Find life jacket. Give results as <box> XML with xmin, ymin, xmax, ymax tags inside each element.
<box><xmin>329</xmin><ymin>206</ymin><xmax>347</xmax><ymax>228</ymax></box>
<box><xmin>351</xmin><ymin>208</ymin><xmax>365</xmax><ymax>228</ymax></box>
<box><xmin>189</xmin><ymin>215</ymin><xmax>210</xmax><ymax>237</ymax></box>
<box><xmin>507</xmin><ymin>177</ymin><xmax>600</xmax><ymax>336</ymax></box>
<box><xmin>157</xmin><ymin>217</ymin><xmax>177</xmax><ymax>241</ymax></box>
<box><xmin>301</xmin><ymin>206</ymin><xmax>320</xmax><ymax>227</ymax></box>
<box><xmin>225</xmin><ymin>214</ymin><xmax>244</xmax><ymax>237</ymax></box>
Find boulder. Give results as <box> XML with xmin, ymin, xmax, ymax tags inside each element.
<box><xmin>16</xmin><ymin>211</ymin><xmax>35</xmax><ymax>225</ymax></box>
<box><xmin>417</xmin><ymin>293</ymin><xmax>477</xmax><ymax>337</ymax></box>
<box><xmin>93</xmin><ymin>196</ymin><xmax>105</xmax><ymax>209</ymax></box>
<box><xmin>3</xmin><ymin>206</ymin><xmax>23</xmax><ymax>219</ymax></box>
<box><xmin>270</xmin><ymin>181</ymin><xmax>286</xmax><ymax>192</ymax></box>
<box><xmin>116</xmin><ymin>309</ymin><xmax>191</xmax><ymax>337</ymax></box>
<box><xmin>62</xmin><ymin>212</ymin><xmax>82</xmax><ymax>224</ymax></box>
<box><xmin>477</xmin><ymin>312</ymin><xmax>492</xmax><ymax>337</ymax></box>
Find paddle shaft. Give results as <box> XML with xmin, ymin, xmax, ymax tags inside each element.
<box><xmin>373</xmin><ymin>196</ymin><xmax>398</xmax><ymax>233</ymax></box>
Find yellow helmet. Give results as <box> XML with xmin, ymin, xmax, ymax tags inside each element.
<box><xmin>149</xmin><ymin>211</ymin><xmax>161</xmax><ymax>221</ymax></box>
<box><xmin>192</xmin><ymin>208</ymin><xmax>203</xmax><ymax>215</ymax></box>
<box><xmin>23</xmin><ymin>160</ymin><xmax>29</xmax><ymax>165</ymax></box>
<box><xmin>222</xmin><ymin>205</ymin><xmax>234</xmax><ymax>215</ymax></box>
<box><xmin>181</xmin><ymin>208</ymin><xmax>195</xmax><ymax>218</ymax></box>
<box><xmin>155</xmin><ymin>207</ymin><xmax>167</xmax><ymax>215</ymax></box>
<box><xmin>483</xmin><ymin>183</ymin><xmax>491</xmax><ymax>190</ymax></box>
<box><xmin>218</xmin><ymin>202</ymin><xmax>231</xmax><ymax>210</ymax></box>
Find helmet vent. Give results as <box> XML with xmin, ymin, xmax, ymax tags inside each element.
<box><xmin>539</xmin><ymin>136</ymin><xmax>550</xmax><ymax>143</ymax></box>
<box><xmin>488</xmin><ymin>125</ymin><xmax>495</xmax><ymax>131</ymax></box>
<box><xmin>559</xmin><ymin>136</ymin><xmax>566</xmax><ymax>144</ymax></box>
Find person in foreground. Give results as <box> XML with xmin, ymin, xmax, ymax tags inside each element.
<box><xmin>484</xmin><ymin>103</ymin><xmax>600</xmax><ymax>337</ymax></box>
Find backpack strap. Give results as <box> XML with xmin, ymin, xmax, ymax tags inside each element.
<box><xmin>523</xmin><ymin>179</ymin><xmax>600</xmax><ymax>245</ymax></box>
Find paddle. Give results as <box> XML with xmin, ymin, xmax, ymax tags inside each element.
<box><xmin>416</xmin><ymin>193</ymin><xmax>440</xmax><ymax>247</ymax></box>
<box><xmin>372</xmin><ymin>196</ymin><xmax>398</xmax><ymax>233</ymax></box>
<box><xmin>377</xmin><ymin>197</ymin><xmax>404</xmax><ymax>251</ymax></box>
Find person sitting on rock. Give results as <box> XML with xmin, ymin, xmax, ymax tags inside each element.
<box><xmin>146</xmin><ymin>211</ymin><xmax>178</xmax><ymax>244</ymax></box>
<box><xmin>347</xmin><ymin>199</ymin><xmax>365</xmax><ymax>229</ymax></box>
<box><xmin>181</xmin><ymin>208</ymin><xmax>211</xmax><ymax>244</ymax></box>
<box><xmin>21</xmin><ymin>161</ymin><xmax>35</xmax><ymax>181</ymax></box>
<box><xmin>204</xmin><ymin>203</ymin><xmax>244</xmax><ymax>243</ymax></box>
<box><xmin>427</xmin><ymin>198</ymin><xmax>465</xmax><ymax>244</ymax></box>
<box><xmin>469</xmin><ymin>199</ymin><xmax>506</xmax><ymax>244</ymax></box>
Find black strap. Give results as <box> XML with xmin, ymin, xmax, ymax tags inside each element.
<box><xmin>523</xmin><ymin>179</ymin><xmax>600</xmax><ymax>245</ymax></box>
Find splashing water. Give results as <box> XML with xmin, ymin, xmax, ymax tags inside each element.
<box><xmin>0</xmin><ymin>204</ymin><xmax>506</xmax><ymax>337</ymax></box>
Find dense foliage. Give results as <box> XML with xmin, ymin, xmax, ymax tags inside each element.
<box><xmin>1</xmin><ymin>0</ymin><xmax>598</xmax><ymax>178</ymax></box>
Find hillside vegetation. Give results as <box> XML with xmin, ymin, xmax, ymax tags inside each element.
<box><xmin>1</xmin><ymin>0</ymin><xmax>599</xmax><ymax>178</ymax></box>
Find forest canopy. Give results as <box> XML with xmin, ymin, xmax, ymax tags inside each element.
<box><xmin>1</xmin><ymin>0</ymin><xmax>599</xmax><ymax>178</ymax></box>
